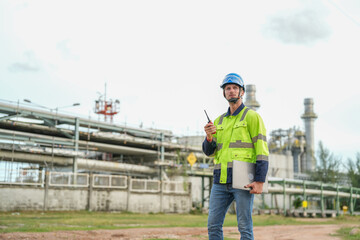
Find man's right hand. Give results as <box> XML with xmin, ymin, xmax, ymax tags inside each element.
<box><xmin>204</xmin><ymin>122</ymin><xmax>216</xmax><ymax>141</ymax></box>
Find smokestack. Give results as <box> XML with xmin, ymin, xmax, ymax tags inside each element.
<box><xmin>244</xmin><ymin>84</ymin><xmax>260</xmax><ymax>111</ymax></box>
<box><xmin>301</xmin><ymin>98</ymin><xmax>317</xmax><ymax>172</ymax></box>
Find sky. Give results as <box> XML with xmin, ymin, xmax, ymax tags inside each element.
<box><xmin>1</xmin><ymin>0</ymin><xmax>360</xmax><ymax>164</ymax></box>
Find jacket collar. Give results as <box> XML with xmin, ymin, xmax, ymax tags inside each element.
<box><xmin>225</xmin><ymin>103</ymin><xmax>245</xmax><ymax>117</ymax></box>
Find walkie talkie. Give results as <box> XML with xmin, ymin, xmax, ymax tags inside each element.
<box><xmin>204</xmin><ymin>110</ymin><xmax>216</xmax><ymax>134</ymax></box>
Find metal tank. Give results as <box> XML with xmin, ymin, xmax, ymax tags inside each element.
<box><xmin>244</xmin><ymin>84</ymin><xmax>260</xmax><ymax>111</ymax></box>
<box><xmin>301</xmin><ymin>98</ymin><xmax>318</xmax><ymax>172</ymax></box>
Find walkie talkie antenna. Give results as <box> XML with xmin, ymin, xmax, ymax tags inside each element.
<box><xmin>204</xmin><ymin>110</ymin><xmax>211</xmax><ymax>123</ymax></box>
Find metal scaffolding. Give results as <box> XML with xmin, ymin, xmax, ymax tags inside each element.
<box><xmin>267</xmin><ymin>178</ymin><xmax>360</xmax><ymax>216</ymax></box>
<box><xmin>0</xmin><ymin>101</ymin><xmax>209</xmax><ymax>178</ymax></box>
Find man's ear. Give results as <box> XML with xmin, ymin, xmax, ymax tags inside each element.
<box><xmin>240</xmin><ymin>88</ymin><xmax>244</xmax><ymax>97</ymax></box>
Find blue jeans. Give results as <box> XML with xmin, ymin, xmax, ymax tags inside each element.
<box><xmin>208</xmin><ymin>183</ymin><xmax>254</xmax><ymax>240</ymax></box>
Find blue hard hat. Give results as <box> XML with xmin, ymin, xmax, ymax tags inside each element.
<box><xmin>220</xmin><ymin>73</ymin><xmax>245</xmax><ymax>89</ymax></box>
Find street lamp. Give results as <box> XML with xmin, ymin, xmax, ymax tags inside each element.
<box><xmin>54</xmin><ymin>103</ymin><xmax>81</xmax><ymax>113</ymax></box>
<box><xmin>23</xmin><ymin>99</ymin><xmax>50</xmax><ymax>110</ymax></box>
<box><xmin>23</xmin><ymin>99</ymin><xmax>80</xmax><ymax>112</ymax></box>
<box><xmin>23</xmin><ymin>99</ymin><xmax>80</xmax><ymax>126</ymax></box>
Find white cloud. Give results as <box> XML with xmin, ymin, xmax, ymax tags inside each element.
<box><xmin>263</xmin><ymin>7</ymin><xmax>332</xmax><ymax>45</ymax></box>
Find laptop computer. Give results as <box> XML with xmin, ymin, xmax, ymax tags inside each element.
<box><xmin>232</xmin><ymin>160</ymin><xmax>268</xmax><ymax>193</ymax></box>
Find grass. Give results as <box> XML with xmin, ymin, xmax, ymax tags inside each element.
<box><xmin>0</xmin><ymin>211</ymin><xmax>359</xmax><ymax>235</ymax></box>
<box><xmin>0</xmin><ymin>211</ymin><xmax>208</xmax><ymax>233</ymax></box>
<box><xmin>335</xmin><ymin>227</ymin><xmax>360</xmax><ymax>240</ymax></box>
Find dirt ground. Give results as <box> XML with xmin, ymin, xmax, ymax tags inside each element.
<box><xmin>0</xmin><ymin>224</ymin><xmax>345</xmax><ymax>240</ymax></box>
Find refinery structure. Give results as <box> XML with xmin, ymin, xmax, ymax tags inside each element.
<box><xmin>245</xmin><ymin>85</ymin><xmax>317</xmax><ymax>178</ymax></box>
<box><xmin>0</xmin><ymin>86</ymin><xmax>359</xmax><ymax>215</ymax></box>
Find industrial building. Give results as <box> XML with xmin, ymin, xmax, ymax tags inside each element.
<box><xmin>0</xmin><ymin>96</ymin><xmax>208</xmax><ymax>212</ymax></box>
<box><xmin>244</xmin><ymin>84</ymin><xmax>317</xmax><ymax>179</ymax></box>
<box><xmin>0</xmin><ymin>86</ymin><xmax>359</xmax><ymax>215</ymax></box>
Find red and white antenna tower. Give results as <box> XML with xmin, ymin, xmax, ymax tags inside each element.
<box><xmin>94</xmin><ymin>83</ymin><xmax>120</xmax><ymax>123</ymax></box>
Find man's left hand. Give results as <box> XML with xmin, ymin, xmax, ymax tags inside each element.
<box><xmin>245</xmin><ymin>181</ymin><xmax>264</xmax><ymax>194</ymax></box>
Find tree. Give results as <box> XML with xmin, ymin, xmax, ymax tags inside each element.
<box><xmin>347</xmin><ymin>153</ymin><xmax>360</xmax><ymax>188</ymax></box>
<box><xmin>309</xmin><ymin>141</ymin><xmax>341</xmax><ymax>184</ymax></box>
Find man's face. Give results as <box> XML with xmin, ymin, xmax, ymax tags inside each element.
<box><xmin>224</xmin><ymin>84</ymin><xmax>241</xmax><ymax>100</ymax></box>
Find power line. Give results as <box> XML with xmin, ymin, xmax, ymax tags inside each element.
<box><xmin>327</xmin><ymin>0</ymin><xmax>360</xmax><ymax>28</ymax></box>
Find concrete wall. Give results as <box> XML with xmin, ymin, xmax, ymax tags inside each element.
<box><xmin>47</xmin><ymin>188</ymin><xmax>89</xmax><ymax>211</ymax></box>
<box><xmin>0</xmin><ymin>185</ymin><xmax>191</xmax><ymax>213</ymax></box>
<box><xmin>90</xmin><ymin>190</ymin><xmax>128</xmax><ymax>211</ymax></box>
<box><xmin>162</xmin><ymin>194</ymin><xmax>191</xmax><ymax>213</ymax></box>
<box><xmin>0</xmin><ymin>152</ymin><xmax>295</xmax><ymax>213</ymax></box>
<box><xmin>258</xmin><ymin>153</ymin><xmax>294</xmax><ymax>210</ymax></box>
<box><xmin>170</xmin><ymin>175</ymin><xmax>211</xmax><ymax>208</ymax></box>
<box><xmin>0</xmin><ymin>187</ymin><xmax>44</xmax><ymax>211</ymax></box>
<box><xmin>269</xmin><ymin>153</ymin><xmax>294</xmax><ymax>179</ymax></box>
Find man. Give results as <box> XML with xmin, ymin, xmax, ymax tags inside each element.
<box><xmin>203</xmin><ymin>73</ymin><xmax>269</xmax><ymax>240</ymax></box>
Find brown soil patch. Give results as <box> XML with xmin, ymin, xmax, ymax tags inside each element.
<box><xmin>0</xmin><ymin>224</ymin><xmax>344</xmax><ymax>240</ymax></box>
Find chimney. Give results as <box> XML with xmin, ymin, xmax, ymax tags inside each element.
<box><xmin>301</xmin><ymin>98</ymin><xmax>317</xmax><ymax>172</ymax></box>
<box><xmin>244</xmin><ymin>84</ymin><xmax>260</xmax><ymax>111</ymax></box>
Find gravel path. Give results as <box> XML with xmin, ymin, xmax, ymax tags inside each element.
<box><xmin>0</xmin><ymin>224</ymin><xmax>345</xmax><ymax>240</ymax></box>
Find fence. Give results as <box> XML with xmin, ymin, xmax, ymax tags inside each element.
<box><xmin>0</xmin><ymin>169</ymin><xmax>190</xmax><ymax>194</ymax></box>
<box><xmin>130</xmin><ymin>179</ymin><xmax>160</xmax><ymax>192</ymax></box>
<box><xmin>0</xmin><ymin>169</ymin><xmax>43</xmax><ymax>186</ymax></box>
<box><xmin>93</xmin><ymin>174</ymin><xmax>127</xmax><ymax>189</ymax></box>
<box><xmin>49</xmin><ymin>172</ymin><xmax>89</xmax><ymax>187</ymax></box>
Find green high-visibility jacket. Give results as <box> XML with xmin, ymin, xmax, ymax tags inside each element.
<box><xmin>212</xmin><ymin>106</ymin><xmax>269</xmax><ymax>184</ymax></box>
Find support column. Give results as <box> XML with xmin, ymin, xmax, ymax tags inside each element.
<box><xmin>321</xmin><ymin>183</ymin><xmax>325</xmax><ymax>217</ymax></box>
<box><xmin>73</xmin><ymin>117</ymin><xmax>79</xmax><ymax>173</ymax></box>
<box><xmin>159</xmin><ymin>133</ymin><xmax>164</xmax><ymax>213</ymax></box>
<box><xmin>288</xmin><ymin>193</ymin><xmax>292</xmax><ymax>215</ymax></box>
<box><xmin>262</xmin><ymin>193</ymin><xmax>265</xmax><ymax>209</ymax></box>
<box><xmin>336</xmin><ymin>185</ymin><xmax>340</xmax><ymax>216</ymax></box>
<box><xmin>87</xmin><ymin>173</ymin><xmax>93</xmax><ymax>211</ymax></box>
<box><xmin>303</xmin><ymin>181</ymin><xmax>307</xmax><ymax>216</ymax></box>
<box><xmin>160</xmin><ymin>180</ymin><xmax>163</xmax><ymax>213</ymax></box>
<box><xmin>353</xmin><ymin>189</ymin><xmax>358</xmax><ymax>215</ymax></box>
<box><xmin>43</xmin><ymin>170</ymin><xmax>49</xmax><ymax>211</ymax></box>
<box><xmin>188</xmin><ymin>182</ymin><xmax>192</xmax><ymax>212</ymax></box>
<box><xmin>159</xmin><ymin>133</ymin><xmax>164</xmax><ymax>181</ymax></box>
<box><xmin>38</xmin><ymin>167</ymin><xmax>43</xmax><ymax>186</ymax></box>
<box><xmin>283</xmin><ymin>179</ymin><xmax>286</xmax><ymax>216</ymax></box>
<box><xmin>350</xmin><ymin>187</ymin><xmax>354</xmax><ymax>215</ymax></box>
<box><xmin>126</xmin><ymin>176</ymin><xmax>131</xmax><ymax>212</ymax></box>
